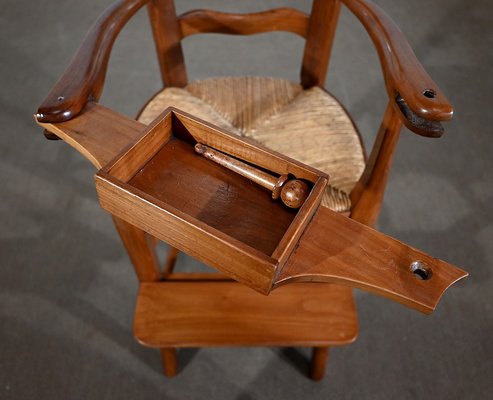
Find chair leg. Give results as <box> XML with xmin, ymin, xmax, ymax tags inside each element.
<box><xmin>310</xmin><ymin>347</ymin><xmax>330</xmax><ymax>381</ymax></box>
<box><xmin>162</xmin><ymin>246</ymin><xmax>180</xmax><ymax>278</ymax></box>
<box><xmin>112</xmin><ymin>217</ymin><xmax>161</xmax><ymax>281</ymax></box>
<box><xmin>160</xmin><ymin>348</ymin><xmax>178</xmax><ymax>377</ymax></box>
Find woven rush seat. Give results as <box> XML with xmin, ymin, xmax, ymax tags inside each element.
<box><xmin>138</xmin><ymin>76</ymin><xmax>366</xmax><ymax>213</ymax></box>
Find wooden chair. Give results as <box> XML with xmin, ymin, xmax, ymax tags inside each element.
<box><xmin>35</xmin><ymin>0</ymin><xmax>457</xmax><ymax>381</ymax></box>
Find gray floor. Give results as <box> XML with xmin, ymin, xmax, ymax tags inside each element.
<box><xmin>1</xmin><ymin>0</ymin><xmax>492</xmax><ymax>399</ymax></box>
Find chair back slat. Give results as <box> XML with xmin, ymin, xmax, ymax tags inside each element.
<box><xmin>179</xmin><ymin>8</ymin><xmax>310</xmax><ymax>39</ymax></box>
<box><xmin>147</xmin><ymin>0</ymin><xmax>342</xmax><ymax>88</ymax></box>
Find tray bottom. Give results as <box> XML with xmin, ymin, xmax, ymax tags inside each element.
<box><xmin>129</xmin><ymin>138</ymin><xmax>297</xmax><ymax>256</ymax></box>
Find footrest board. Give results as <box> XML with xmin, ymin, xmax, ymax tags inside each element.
<box><xmin>134</xmin><ymin>281</ymin><xmax>358</xmax><ymax>347</ymax></box>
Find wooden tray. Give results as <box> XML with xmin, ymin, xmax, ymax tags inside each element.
<box><xmin>95</xmin><ymin>108</ymin><xmax>327</xmax><ymax>293</ymax></box>
<box><xmin>38</xmin><ymin>104</ymin><xmax>467</xmax><ymax>313</ymax></box>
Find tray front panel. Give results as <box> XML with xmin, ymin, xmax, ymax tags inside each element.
<box><xmin>95</xmin><ymin>173</ymin><xmax>277</xmax><ymax>294</ymax></box>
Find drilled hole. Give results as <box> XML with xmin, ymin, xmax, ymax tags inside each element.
<box><xmin>57</xmin><ymin>96</ymin><xmax>64</xmax><ymax>101</ymax></box>
<box><xmin>423</xmin><ymin>89</ymin><xmax>436</xmax><ymax>99</ymax></box>
<box><xmin>410</xmin><ymin>261</ymin><xmax>432</xmax><ymax>280</ymax></box>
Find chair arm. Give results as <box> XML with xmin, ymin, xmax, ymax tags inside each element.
<box><xmin>341</xmin><ymin>0</ymin><xmax>452</xmax><ymax>137</ymax></box>
<box><xmin>36</xmin><ymin>0</ymin><xmax>150</xmax><ymax>124</ymax></box>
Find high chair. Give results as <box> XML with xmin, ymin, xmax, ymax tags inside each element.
<box><xmin>35</xmin><ymin>0</ymin><xmax>466</xmax><ymax>381</ymax></box>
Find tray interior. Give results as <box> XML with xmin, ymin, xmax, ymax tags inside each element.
<box><xmin>103</xmin><ymin>109</ymin><xmax>325</xmax><ymax>261</ymax></box>
<box><xmin>129</xmin><ymin>136</ymin><xmax>297</xmax><ymax>256</ymax></box>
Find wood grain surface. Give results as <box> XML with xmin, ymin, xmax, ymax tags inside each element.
<box><xmin>275</xmin><ymin>206</ymin><xmax>468</xmax><ymax>314</ymax></box>
<box><xmin>301</xmin><ymin>0</ymin><xmax>341</xmax><ymax>88</ymax></box>
<box><xmin>128</xmin><ymin>138</ymin><xmax>297</xmax><ymax>255</ymax></box>
<box><xmin>36</xmin><ymin>0</ymin><xmax>150</xmax><ymax>123</ymax></box>
<box><xmin>350</xmin><ymin>102</ymin><xmax>402</xmax><ymax>226</ymax></box>
<box><xmin>35</xmin><ymin>103</ymin><xmax>144</xmax><ymax>169</ymax></box>
<box><xmin>134</xmin><ymin>281</ymin><xmax>358</xmax><ymax>347</ymax></box>
<box><xmin>36</xmin><ymin>105</ymin><xmax>467</xmax><ymax>312</ymax></box>
<box><xmin>179</xmin><ymin>8</ymin><xmax>309</xmax><ymax>38</ymax></box>
<box><xmin>341</xmin><ymin>0</ymin><xmax>453</xmax><ymax>133</ymax></box>
<box><xmin>147</xmin><ymin>0</ymin><xmax>188</xmax><ymax>87</ymax></box>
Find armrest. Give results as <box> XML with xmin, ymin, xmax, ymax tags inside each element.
<box><xmin>36</xmin><ymin>0</ymin><xmax>149</xmax><ymax>124</ymax></box>
<box><xmin>342</xmin><ymin>0</ymin><xmax>453</xmax><ymax>137</ymax></box>
<box><xmin>35</xmin><ymin>103</ymin><xmax>145</xmax><ymax>169</ymax></box>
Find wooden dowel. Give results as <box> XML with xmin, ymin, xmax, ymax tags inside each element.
<box><xmin>195</xmin><ymin>143</ymin><xmax>277</xmax><ymax>191</ymax></box>
<box><xmin>194</xmin><ymin>143</ymin><xmax>310</xmax><ymax>209</ymax></box>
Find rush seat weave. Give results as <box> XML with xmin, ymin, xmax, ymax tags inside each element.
<box><xmin>138</xmin><ymin>77</ymin><xmax>366</xmax><ymax>212</ymax></box>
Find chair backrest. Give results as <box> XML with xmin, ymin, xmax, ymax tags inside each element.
<box><xmin>146</xmin><ymin>0</ymin><xmax>341</xmax><ymax>89</ymax></box>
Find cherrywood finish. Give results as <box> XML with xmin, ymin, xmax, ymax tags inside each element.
<box><xmin>162</xmin><ymin>246</ymin><xmax>180</xmax><ymax>277</ymax></box>
<box><xmin>147</xmin><ymin>0</ymin><xmax>187</xmax><ymax>87</ymax></box>
<box><xmin>113</xmin><ymin>216</ymin><xmax>161</xmax><ymax>282</ymax></box>
<box><xmin>134</xmin><ymin>281</ymin><xmax>357</xmax><ymax>347</ymax></box>
<box><xmin>171</xmin><ymin>110</ymin><xmax>324</xmax><ymax>183</ymax></box>
<box><xmin>311</xmin><ymin>347</ymin><xmax>330</xmax><ymax>381</ymax></box>
<box><xmin>34</xmin><ymin>0</ymin><xmax>466</xmax><ymax>380</ymax></box>
<box><xmin>33</xmin><ymin>0</ymin><xmax>452</xmax><ymax>241</ymax></box>
<box><xmin>99</xmin><ymin>167</ymin><xmax>276</xmax><ymax>293</ymax></box>
<box><xmin>37</xmin><ymin>103</ymin><xmax>164</xmax><ymax>288</ymax></box>
<box><xmin>36</xmin><ymin>0</ymin><xmax>150</xmax><ymax>123</ymax></box>
<box><xmin>165</xmin><ymin>272</ymin><xmax>231</xmax><ymax>281</ymax></box>
<box><xmin>350</xmin><ymin>102</ymin><xmax>402</xmax><ymax>226</ymax></box>
<box><xmin>341</xmin><ymin>0</ymin><xmax>452</xmax><ymax>135</ymax></box>
<box><xmin>36</xmin><ymin>103</ymin><xmax>144</xmax><ymax>169</ymax></box>
<box><xmin>35</xmin><ymin>107</ymin><xmax>467</xmax><ymax>312</ymax></box>
<box><xmin>126</xmin><ymin>139</ymin><xmax>296</xmax><ymax>255</ymax></box>
<box><xmin>33</xmin><ymin>0</ymin><xmax>452</xmax><ymax>229</ymax></box>
<box><xmin>34</xmin><ymin>0</ymin><xmax>452</xmax><ymax>136</ymax></box>
<box><xmin>275</xmin><ymin>207</ymin><xmax>467</xmax><ymax>314</ymax></box>
<box><xmin>179</xmin><ymin>8</ymin><xmax>309</xmax><ymax>38</ymax></box>
<box><xmin>194</xmin><ymin>143</ymin><xmax>310</xmax><ymax>209</ymax></box>
<box><xmin>301</xmin><ymin>0</ymin><xmax>341</xmax><ymax>88</ymax></box>
<box><xmin>95</xmin><ymin>109</ymin><xmax>327</xmax><ymax>294</ymax></box>
<box><xmin>160</xmin><ymin>348</ymin><xmax>178</xmax><ymax>377</ymax></box>
<box><xmin>167</xmin><ymin>110</ymin><xmax>328</xmax><ymax>271</ymax></box>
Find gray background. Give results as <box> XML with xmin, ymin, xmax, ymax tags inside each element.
<box><xmin>1</xmin><ymin>0</ymin><xmax>492</xmax><ymax>399</ymax></box>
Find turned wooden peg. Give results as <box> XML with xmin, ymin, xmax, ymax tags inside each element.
<box><xmin>194</xmin><ymin>143</ymin><xmax>310</xmax><ymax>209</ymax></box>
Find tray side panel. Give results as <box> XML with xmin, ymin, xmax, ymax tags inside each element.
<box><xmin>272</xmin><ymin>176</ymin><xmax>327</xmax><ymax>268</ymax></box>
<box><xmin>173</xmin><ymin>109</ymin><xmax>325</xmax><ymax>183</ymax></box>
<box><xmin>107</xmin><ymin>111</ymin><xmax>173</xmax><ymax>182</ymax></box>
